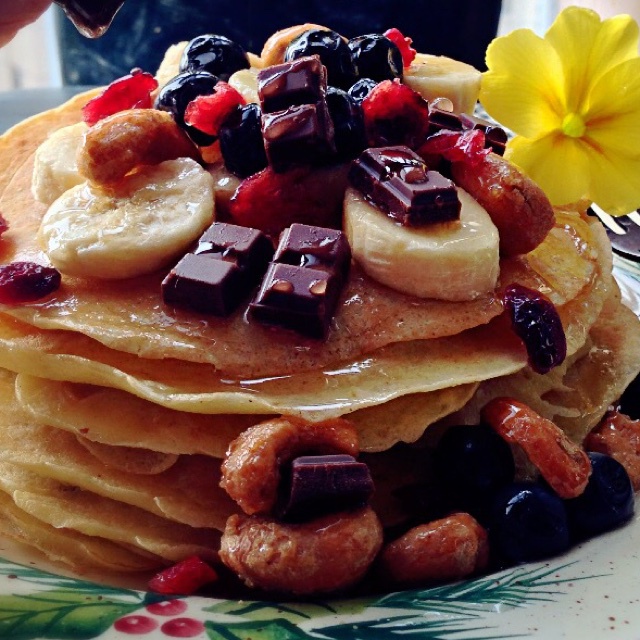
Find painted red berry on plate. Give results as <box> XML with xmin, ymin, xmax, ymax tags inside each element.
<box><xmin>146</xmin><ymin>599</ymin><xmax>189</xmax><ymax>616</ymax></box>
<box><xmin>83</xmin><ymin>68</ymin><xmax>158</xmax><ymax>126</ymax></box>
<box><xmin>113</xmin><ymin>614</ymin><xmax>158</xmax><ymax>635</ymax></box>
<box><xmin>161</xmin><ymin>618</ymin><xmax>206</xmax><ymax>638</ymax></box>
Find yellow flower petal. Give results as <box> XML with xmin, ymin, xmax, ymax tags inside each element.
<box><xmin>481</xmin><ymin>29</ymin><xmax>564</xmax><ymax>138</ymax></box>
<box><xmin>506</xmin><ymin>134</ymin><xmax>590</xmax><ymax>207</ymax></box>
<box><xmin>545</xmin><ymin>7</ymin><xmax>639</xmax><ymax>112</ymax></box>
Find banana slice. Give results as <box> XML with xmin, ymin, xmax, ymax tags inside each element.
<box><xmin>31</xmin><ymin>122</ymin><xmax>88</xmax><ymax>206</ymax></box>
<box><xmin>38</xmin><ymin>158</ymin><xmax>214</xmax><ymax>280</ymax></box>
<box><xmin>343</xmin><ymin>186</ymin><xmax>499</xmax><ymax>301</ymax></box>
<box><xmin>228</xmin><ymin>68</ymin><xmax>259</xmax><ymax>104</ymax></box>
<box><xmin>404</xmin><ymin>54</ymin><xmax>481</xmax><ymax>114</ymax></box>
<box><xmin>154</xmin><ymin>41</ymin><xmax>187</xmax><ymax>91</ymax></box>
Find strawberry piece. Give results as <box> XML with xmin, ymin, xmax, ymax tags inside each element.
<box><xmin>148</xmin><ymin>556</ymin><xmax>218</xmax><ymax>596</ymax></box>
<box><xmin>83</xmin><ymin>69</ymin><xmax>158</xmax><ymax>126</ymax></box>
<box><xmin>418</xmin><ymin>129</ymin><xmax>490</xmax><ymax>167</ymax></box>
<box><xmin>184</xmin><ymin>82</ymin><xmax>246</xmax><ymax>138</ymax></box>
<box><xmin>228</xmin><ymin>166</ymin><xmax>346</xmax><ymax>238</ymax></box>
<box><xmin>384</xmin><ymin>28</ymin><xmax>417</xmax><ymax>68</ymax></box>
<box><xmin>362</xmin><ymin>79</ymin><xmax>430</xmax><ymax>149</ymax></box>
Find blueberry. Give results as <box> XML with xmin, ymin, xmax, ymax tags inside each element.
<box><xmin>180</xmin><ymin>34</ymin><xmax>249</xmax><ymax>81</ymax></box>
<box><xmin>348</xmin><ymin>34</ymin><xmax>404</xmax><ymax>82</ymax></box>
<box><xmin>219</xmin><ymin>103</ymin><xmax>268</xmax><ymax>178</ymax></box>
<box><xmin>488</xmin><ymin>482</ymin><xmax>570</xmax><ymax>564</ymax></box>
<box><xmin>325</xmin><ymin>87</ymin><xmax>366</xmax><ymax>161</ymax></box>
<box><xmin>284</xmin><ymin>29</ymin><xmax>357</xmax><ymax>89</ymax></box>
<box><xmin>348</xmin><ymin>78</ymin><xmax>378</xmax><ymax>105</ymax></box>
<box><xmin>565</xmin><ymin>452</ymin><xmax>634</xmax><ymax>539</ymax></box>
<box><xmin>435</xmin><ymin>424</ymin><xmax>515</xmax><ymax>517</ymax></box>
<box><xmin>154</xmin><ymin>71</ymin><xmax>220</xmax><ymax>145</ymax></box>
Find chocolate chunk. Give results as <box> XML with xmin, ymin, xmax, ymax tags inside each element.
<box><xmin>274</xmin><ymin>223</ymin><xmax>351</xmax><ymax>276</ymax></box>
<box><xmin>262</xmin><ymin>102</ymin><xmax>336</xmax><ymax>171</ymax></box>
<box><xmin>428</xmin><ymin>107</ymin><xmax>463</xmax><ymax>135</ymax></box>
<box><xmin>349</xmin><ymin>145</ymin><xmax>461</xmax><ymax>226</ymax></box>
<box><xmin>257</xmin><ymin>56</ymin><xmax>327</xmax><ymax>114</ymax></box>
<box><xmin>162</xmin><ymin>253</ymin><xmax>246</xmax><ymax>316</ymax></box>
<box><xmin>279</xmin><ymin>454</ymin><xmax>375</xmax><ymax>521</ymax></box>
<box><xmin>460</xmin><ymin>113</ymin><xmax>508</xmax><ymax>155</ymax></box>
<box><xmin>249</xmin><ymin>262</ymin><xmax>343</xmax><ymax>338</ymax></box>
<box><xmin>194</xmin><ymin>222</ymin><xmax>274</xmax><ymax>278</ymax></box>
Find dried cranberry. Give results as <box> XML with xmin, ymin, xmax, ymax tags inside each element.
<box><xmin>148</xmin><ymin>556</ymin><xmax>218</xmax><ymax>596</ymax></box>
<box><xmin>0</xmin><ymin>213</ymin><xmax>8</xmax><ymax>238</ymax></box>
<box><xmin>184</xmin><ymin>82</ymin><xmax>246</xmax><ymax>138</ymax></box>
<box><xmin>361</xmin><ymin>79</ymin><xmax>430</xmax><ymax>149</ymax></box>
<box><xmin>418</xmin><ymin>129</ymin><xmax>489</xmax><ymax>167</ymax></box>
<box><xmin>82</xmin><ymin>68</ymin><xmax>158</xmax><ymax>126</ymax></box>
<box><xmin>0</xmin><ymin>262</ymin><xmax>61</xmax><ymax>304</ymax></box>
<box><xmin>503</xmin><ymin>283</ymin><xmax>567</xmax><ymax>374</ymax></box>
<box><xmin>383</xmin><ymin>28</ymin><xmax>417</xmax><ymax>68</ymax></box>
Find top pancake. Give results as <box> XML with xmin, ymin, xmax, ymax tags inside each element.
<box><xmin>0</xmin><ymin>93</ymin><xmax>606</xmax><ymax>377</ymax></box>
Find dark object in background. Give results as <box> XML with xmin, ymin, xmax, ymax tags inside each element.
<box><xmin>54</xmin><ymin>0</ymin><xmax>124</xmax><ymax>37</ymax></box>
<box><xmin>56</xmin><ymin>0</ymin><xmax>502</xmax><ymax>85</ymax></box>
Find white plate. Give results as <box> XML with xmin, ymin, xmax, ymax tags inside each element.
<box><xmin>0</xmin><ymin>257</ymin><xmax>638</xmax><ymax>640</ymax></box>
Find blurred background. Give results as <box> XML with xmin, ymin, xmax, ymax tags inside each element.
<box><xmin>0</xmin><ymin>0</ymin><xmax>638</xmax><ymax>91</ymax></box>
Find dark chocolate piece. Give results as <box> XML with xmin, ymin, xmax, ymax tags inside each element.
<box><xmin>249</xmin><ymin>262</ymin><xmax>343</xmax><ymax>338</ymax></box>
<box><xmin>460</xmin><ymin>113</ymin><xmax>508</xmax><ymax>155</ymax></box>
<box><xmin>54</xmin><ymin>0</ymin><xmax>124</xmax><ymax>37</ymax></box>
<box><xmin>162</xmin><ymin>253</ymin><xmax>246</xmax><ymax>316</ymax></box>
<box><xmin>428</xmin><ymin>107</ymin><xmax>463</xmax><ymax>135</ymax></box>
<box><xmin>279</xmin><ymin>454</ymin><xmax>375</xmax><ymax>521</ymax></box>
<box><xmin>349</xmin><ymin>145</ymin><xmax>461</xmax><ymax>226</ymax></box>
<box><xmin>274</xmin><ymin>223</ymin><xmax>351</xmax><ymax>276</ymax></box>
<box><xmin>194</xmin><ymin>222</ymin><xmax>274</xmax><ymax>278</ymax></box>
<box><xmin>262</xmin><ymin>103</ymin><xmax>336</xmax><ymax>171</ymax></box>
<box><xmin>257</xmin><ymin>56</ymin><xmax>327</xmax><ymax>114</ymax></box>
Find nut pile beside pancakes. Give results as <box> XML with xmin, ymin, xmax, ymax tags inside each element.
<box><xmin>0</xmin><ymin>25</ymin><xmax>638</xmax><ymax>595</ymax></box>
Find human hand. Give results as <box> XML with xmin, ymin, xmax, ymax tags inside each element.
<box><xmin>0</xmin><ymin>0</ymin><xmax>52</xmax><ymax>47</ymax></box>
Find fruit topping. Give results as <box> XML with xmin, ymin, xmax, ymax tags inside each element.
<box><xmin>565</xmin><ymin>452</ymin><xmax>634</xmax><ymax>539</ymax></box>
<box><xmin>325</xmin><ymin>86</ymin><xmax>366</xmax><ymax>161</ymax></box>
<box><xmin>148</xmin><ymin>556</ymin><xmax>218</xmax><ymax>595</ymax></box>
<box><xmin>278</xmin><ymin>454</ymin><xmax>374</xmax><ymax>521</ymax></box>
<box><xmin>82</xmin><ymin>69</ymin><xmax>158</xmax><ymax>127</ymax></box>
<box><xmin>179</xmin><ymin>34</ymin><xmax>250</xmax><ymax>81</ymax></box>
<box><xmin>183</xmin><ymin>81</ymin><xmax>246</xmax><ymax>138</ymax></box>
<box><xmin>348</xmin><ymin>33</ymin><xmax>404</xmax><ymax>82</ymax></box>
<box><xmin>258</xmin><ymin>56</ymin><xmax>336</xmax><ymax>171</ymax></box>
<box><xmin>0</xmin><ymin>262</ymin><xmax>61</xmax><ymax>304</ymax></box>
<box><xmin>349</xmin><ymin>145</ymin><xmax>461</xmax><ymax>226</ymax></box>
<box><xmin>383</xmin><ymin>28</ymin><xmax>417</xmax><ymax>68</ymax></box>
<box><xmin>347</xmin><ymin>77</ymin><xmax>378</xmax><ymax>105</ymax></box>
<box><xmin>362</xmin><ymin>79</ymin><xmax>430</xmax><ymax>148</ymax></box>
<box><xmin>0</xmin><ymin>213</ymin><xmax>8</xmax><ymax>238</ymax></box>
<box><xmin>154</xmin><ymin>70</ymin><xmax>220</xmax><ymax>145</ymax></box>
<box><xmin>219</xmin><ymin>103</ymin><xmax>268</xmax><ymax>178</ymax></box>
<box><xmin>249</xmin><ymin>224</ymin><xmax>350</xmax><ymax>338</ymax></box>
<box><xmin>418</xmin><ymin>129</ymin><xmax>489</xmax><ymax>167</ymax></box>
<box><xmin>284</xmin><ymin>29</ymin><xmax>357</xmax><ymax>89</ymax></box>
<box><xmin>162</xmin><ymin>223</ymin><xmax>273</xmax><ymax>317</ymax></box>
<box><xmin>487</xmin><ymin>482</ymin><xmax>570</xmax><ymax>564</ymax></box>
<box><xmin>228</xmin><ymin>165</ymin><xmax>346</xmax><ymax>238</ymax></box>
<box><xmin>459</xmin><ymin>113</ymin><xmax>508</xmax><ymax>156</ymax></box>
<box><xmin>502</xmin><ymin>284</ymin><xmax>567</xmax><ymax>374</ymax></box>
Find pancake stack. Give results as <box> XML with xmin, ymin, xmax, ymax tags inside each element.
<box><xmin>0</xmin><ymin>40</ymin><xmax>638</xmax><ymax>587</ymax></box>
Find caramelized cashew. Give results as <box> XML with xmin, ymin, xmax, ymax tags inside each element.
<box><xmin>378</xmin><ymin>513</ymin><xmax>489</xmax><ymax>586</ymax></box>
<box><xmin>220</xmin><ymin>506</ymin><xmax>383</xmax><ymax>595</ymax></box>
<box><xmin>451</xmin><ymin>153</ymin><xmax>555</xmax><ymax>257</ymax></box>
<box><xmin>77</xmin><ymin>109</ymin><xmax>200</xmax><ymax>187</ymax></box>
<box><xmin>482</xmin><ymin>397</ymin><xmax>591</xmax><ymax>498</ymax></box>
<box><xmin>220</xmin><ymin>416</ymin><xmax>359</xmax><ymax>515</ymax></box>
<box><xmin>586</xmin><ymin>409</ymin><xmax>640</xmax><ymax>490</ymax></box>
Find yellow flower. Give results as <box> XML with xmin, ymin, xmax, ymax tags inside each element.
<box><xmin>480</xmin><ymin>6</ymin><xmax>640</xmax><ymax>215</ymax></box>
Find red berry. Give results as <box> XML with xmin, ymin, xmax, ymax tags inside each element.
<box><xmin>384</xmin><ymin>28</ymin><xmax>417</xmax><ymax>67</ymax></box>
<box><xmin>184</xmin><ymin>82</ymin><xmax>246</xmax><ymax>138</ymax></box>
<box><xmin>228</xmin><ymin>166</ymin><xmax>345</xmax><ymax>238</ymax></box>
<box><xmin>160</xmin><ymin>618</ymin><xmax>205</xmax><ymax>638</ymax></box>
<box><xmin>83</xmin><ymin>68</ymin><xmax>158</xmax><ymax>126</ymax></box>
<box><xmin>503</xmin><ymin>284</ymin><xmax>567</xmax><ymax>374</ymax></box>
<box><xmin>113</xmin><ymin>615</ymin><xmax>158</xmax><ymax>634</ymax></box>
<box><xmin>0</xmin><ymin>262</ymin><xmax>61</xmax><ymax>304</ymax></box>
<box><xmin>418</xmin><ymin>129</ymin><xmax>489</xmax><ymax>166</ymax></box>
<box><xmin>0</xmin><ymin>213</ymin><xmax>8</xmax><ymax>238</ymax></box>
<box><xmin>145</xmin><ymin>599</ymin><xmax>188</xmax><ymax>616</ymax></box>
<box><xmin>147</xmin><ymin>556</ymin><xmax>218</xmax><ymax>596</ymax></box>
<box><xmin>361</xmin><ymin>79</ymin><xmax>430</xmax><ymax>149</ymax></box>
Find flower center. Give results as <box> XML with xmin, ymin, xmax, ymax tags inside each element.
<box><xmin>562</xmin><ymin>112</ymin><xmax>586</xmax><ymax>138</ymax></box>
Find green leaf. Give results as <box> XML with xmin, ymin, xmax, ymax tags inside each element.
<box><xmin>205</xmin><ymin>618</ymin><xmax>314</xmax><ymax>640</ymax></box>
<box><xmin>0</xmin><ymin>589</ymin><xmax>143</xmax><ymax>639</ymax></box>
